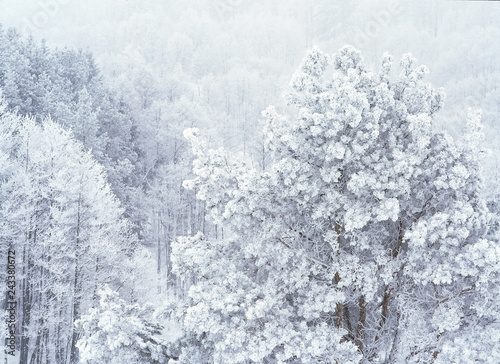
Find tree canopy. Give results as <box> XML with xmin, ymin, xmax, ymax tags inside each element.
<box><xmin>171</xmin><ymin>46</ymin><xmax>500</xmax><ymax>363</ymax></box>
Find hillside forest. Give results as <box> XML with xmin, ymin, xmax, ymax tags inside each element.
<box><xmin>1</xmin><ymin>1</ymin><xmax>500</xmax><ymax>363</ymax></box>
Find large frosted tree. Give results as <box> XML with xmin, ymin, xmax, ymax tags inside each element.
<box><xmin>171</xmin><ymin>46</ymin><xmax>500</xmax><ymax>363</ymax></box>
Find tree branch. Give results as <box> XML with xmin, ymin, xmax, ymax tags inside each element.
<box><xmin>277</xmin><ymin>237</ymin><xmax>330</xmax><ymax>268</ymax></box>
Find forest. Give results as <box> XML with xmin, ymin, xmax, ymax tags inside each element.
<box><xmin>0</xmin><ymin>1</ymin><xmax>500</xmax><ymax>363</ymax></box>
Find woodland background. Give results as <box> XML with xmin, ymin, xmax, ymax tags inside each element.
<box><xmin>0</xmin><ymin>1</ymin><xmax>499</xmax><ymax>363</ymax></box>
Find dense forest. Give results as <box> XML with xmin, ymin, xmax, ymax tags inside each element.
<box><xmin>0</xmin><ymin>1</ymin><xmax>500</xmax><ymax>363</ymax></box>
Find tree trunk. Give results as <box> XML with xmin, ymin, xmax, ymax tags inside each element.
<box><xmin>29</xmin><ymin>334</ymin><xmax>41</xmax><ymax>364</ymax></box>
<box><xmin>20</xmin><ymin>234</ymin><xmax>34</xmax><ymax>364</ymax></box>
<box><xmin>387</xmin><ymin>312</ymin><xmax>401</xmax><ymax>363</ymax></box>
<box><xmin>55</xmin><ymin>305</ymin><xmax>64</xmax><ymax>364</ymax></box>
<box><xmin>69</xmin><ymin>193</ymin><xmax>82</xmax><ymax>364</ymax></box>
<box><xmin>334</xmin><ymin>272</ymin><xmax>343</xmax><ymax>328</ymax></box>
<box><xmin>69</xmin><ymin>264</ymin><xmax>81</xmax><ymax>364</ymax></box>
<box><xmin>343</xmin><ymin>305</ymin><xmax>353</xmax><ymax>339</ymax></box>
<box><xmin>356</xmin><ymin>295</ymin><xmax>366</xmax><ymax>352</ymax></box>
<box><xmin>157</xmin><ymin>209</ymin><xmax>162</xmax><ymax>294</ymax></box>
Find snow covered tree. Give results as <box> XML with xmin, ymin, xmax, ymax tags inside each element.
<box><xmin>0</xmin><ymin>92</ymin><xmax>136</xmax><ymax>364</ymax></box>
<box><xmin>171</xmin><ymin>46</ymin><xmax>500</xmax><ymax>363</ymax></box>
<box><xmin>76</xmin><ymin>286</ymin><xmax>179</xmax><ymax>364</ymax></box>
<box><xmin>0</xmin><ymin>28</ymin><xmax>144</xmax><ymax>235</ymax></box>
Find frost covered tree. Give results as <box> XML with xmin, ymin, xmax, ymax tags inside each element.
<box><xmin>171</xmin><ymin>46</ymin><xmax>500</xmax><ymax>363</ymax></box>
<box><xmin>0</xmin><ymin>28</ymin><xmax>143</xmax><ymax>234</ymax></box>
<box><xmin>0</xmin><ymin>93</ymin><xmax>136</xmax><ymax>364</ymax></box>
<box><xmin>76</xmin><ymin>286</ymin><xmax>178</xmax><ymax>364</ymax></box>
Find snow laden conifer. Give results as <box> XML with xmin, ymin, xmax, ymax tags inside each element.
<box><xmin>0</xmin><ymin>93</ymin><xmax>138</xmax><ymax>363</ymax></box>
<box><xmin>171</xmin><ymin>46</ymin><xmax>500</xmax><ymax>363</ymax></box>
<box><xmin>76</xmin><ymin>286</ymin><xmax>179</xmax><ymax>364</ymax></box>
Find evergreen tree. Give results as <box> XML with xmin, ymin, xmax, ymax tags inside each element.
<box><xmin>77</xmin><ymin>286</ymin><xmax>179</xmax><ymax>364</ymax></box>
<box><xmin>0</xmin><ymin>93</ymin><xmax>136</xmax><ymax>363</ymax></box>
<box><xmin>172</xmin><ymin>46</ymin><xmax>499</xmax><ymax>363</ymax></box>
<box><xmin>0</xmin><ymin>27</ymin><xmax>143</xmax><ymax>233</ymax></box>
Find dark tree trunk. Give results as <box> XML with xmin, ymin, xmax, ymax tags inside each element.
<box><xmin>69</xmin><ymin>193</ymin><xmax>82</xmax><ymax>364</ymax></box>
<box><xmin>20</xmin><ymin>235</ymin><xmax>34</xmax><ymax>364</ymax></box>
<box><xmin>356</xmin><ymin>295</ymin><xmax>366</xmax><ymax>352</ymax></box>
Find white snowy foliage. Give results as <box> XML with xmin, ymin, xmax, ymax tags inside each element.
<box><xmin>172</xmin><ymin>46</ymin><xmax>500</xmax><ymax>363</ymax></box>
<box><xmin>77</xmin><ymin>286</ymin><xmax>175</xmax><ymax>364</ymax></box>
<box><xmin>0</xmin><ymin>95</ymin><xmax>141</xmax><ymax>363</ymax></box>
